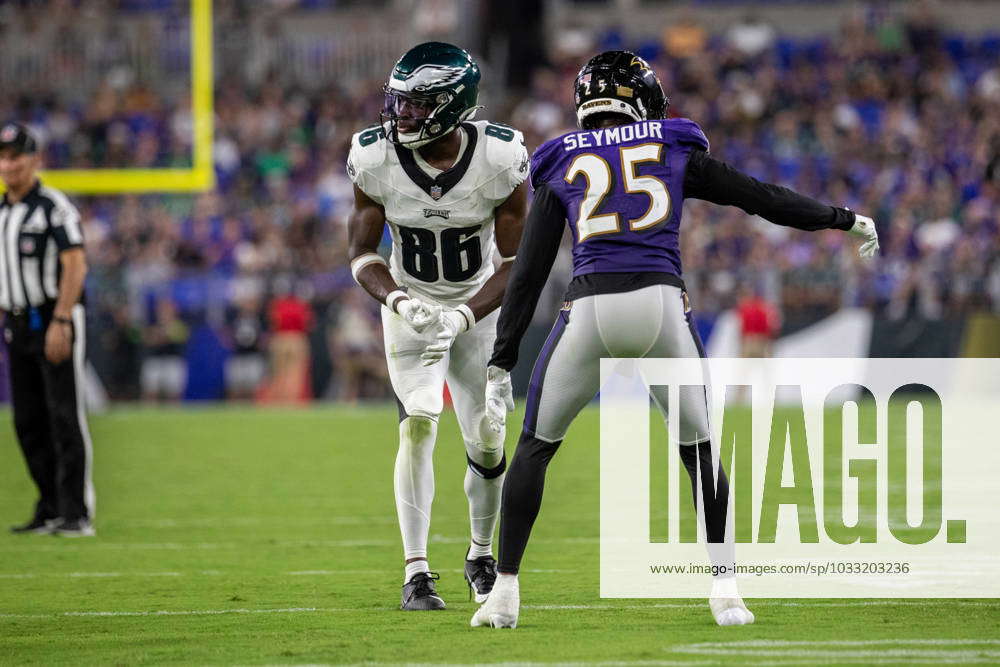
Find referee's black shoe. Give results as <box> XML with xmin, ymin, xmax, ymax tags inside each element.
<box><xmin>400</xmin><ymin>572</ymin><xmax>446</xmax><ymax>610</ymax></box>
<box><xmin>10</xmin><ymin>513</ymin><xmax>57</xmax><ymax>534</ymax></box>
<box><xmin>51</xmin><ymin>517</ymin><xmax>95</xmax><ymax>537</ymax></box>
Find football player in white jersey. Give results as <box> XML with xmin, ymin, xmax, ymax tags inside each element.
<box><xmin>346</xmin><ymin>42</ymin><xmax>528</xmax><ymax>610</ymax></box>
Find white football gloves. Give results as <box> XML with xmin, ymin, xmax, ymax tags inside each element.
<box><xmin>848</xmin><ymin>213</ymin><xmax>880</xmax><ymax>258</ymax></box>
<box><xmin>396</xmin><ymin>297</ymin><xmax>440</xmax><ymax>334</ymax></box>
<box><xmin>484</xmin><ymin>365</ymin><xmax>514</xmax><ymax>434</ymax></box>
<box><xmin>420</xmin><ymin>306</ymin><xmax>474</xmax><ymax>366</ymax></box>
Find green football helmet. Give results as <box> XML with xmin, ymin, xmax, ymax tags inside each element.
<box><xmin>382</xmin><ymin>42</ymin><xmax>482</xmax><ymax>149</ymax></box>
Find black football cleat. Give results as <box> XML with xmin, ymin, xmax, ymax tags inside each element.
<box><xmin>464</xmin><ymin>553</ymin><xmax>498</xmax><ymax>603</ymax></box>
<box><xmin>400</xmin><ymin>572</ymin><xmax>446</xmax><ymax>611</ymax></box>
<box><xmin>51</xmin><ymin>517</ymin><xmax>95</xmax><ymax>537</ymax></box>
<box><xmin>10</xmin><ymin>514</ymin><xmax>57</xmax><ymax>535</ymax></box>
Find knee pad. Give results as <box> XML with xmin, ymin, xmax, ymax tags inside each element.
<box><xmin>467</xmin><ymin>452</ymin><xmax>506</xmax><ymax>479</ymax></box>
<box><xmin>466</xmin><ymin>435</ymin><xmax>505</xmax><ymax>470</ymax></box>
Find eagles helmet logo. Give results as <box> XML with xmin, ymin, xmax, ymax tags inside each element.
<box><xmin>392</xmin><ymin>64</ymin><xmax>467</xmax><ymax>93</ymax></box>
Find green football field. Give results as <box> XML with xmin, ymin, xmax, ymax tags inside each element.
<box><xmin>1</xmin><ymin>404</ymin><xmax>997</xmax><ymax>665</ymax></box>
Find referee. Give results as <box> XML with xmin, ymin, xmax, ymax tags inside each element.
<box><xmin>0</xmin><ymin>123</ymin><xmax>95</xmax><ymax>537</ymax></box>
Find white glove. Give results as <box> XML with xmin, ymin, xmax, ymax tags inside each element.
<box><xmin>484</xmin><ymin>365</ymin><xmax>515</xmax><ymax>434</ymax></box>
<box><xmin>397</xmin><ymin>297</ymin><xmax>440</xmax><ymax>334</ymax></box>
<box><xmin>420</xmin><ymin>306</ymin><xmax>473</xmax><ymax>366</ymax></box>
<box><xmin>848</xmin><ymin>213</ymin><xmax>880</xmax><ymax>258</ymax></box>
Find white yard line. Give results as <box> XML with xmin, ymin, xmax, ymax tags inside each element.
<box><xmin>336</xmin><ymin>642</ymin><xmax>1000</xmax><ymax>667</ymax></box>
<box><xmin>0</xmin><ymin>535</ymin><xmax>600</xmax><ymax>552</ymax></box>
<box><xmin>121</xmin><ymin>516</ymin><xmax>401</xmax><ymax>527</ymax></box>
<box><xmin>2</xmin><ymin>601</ymin><xmax>998</xmax><ymax>621</ymax></box>
<box><xmin>0</xmin><ymin>607</ymin><xmax>357</xmax><ymax>619</ymax></box>
<box><xmin>669</xmin><ymin>639</ymin><xmax>1000</xmax><ymax>663</ymax></box>
<box><xmin>336</xmin><ymin>654</ymin><xmax>1000</xmax><ymax>667</ymax></box>
<box><xmin>0</xmin><ymin>568</ymin><xmax>575</xmax><ymax>579</ymax></box>
<box><xmin>527</xmin><ymin>600</ymin><xmax>1000</xmax><ymax>610</ymax></box>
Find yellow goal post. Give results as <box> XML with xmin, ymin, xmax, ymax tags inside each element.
<box><xmin>32</xmin><ymin>0</ymin><xmax>214</xmax><ymax>194</ymax></box>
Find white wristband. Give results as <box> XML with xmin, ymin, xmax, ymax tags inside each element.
<box><xmin>456</xmin><ymin>304</ymin><xmax>475</xmax><ymax>332</ymax></box>
<box><xmin>385</xmin><ymin>290</ymin><xmax>409</xmax><ymax>313</ymax></box>
<box><xmin>350</xmin><ymin>253</ymin><xmax>387</xmax><ymax>284</ymax></box>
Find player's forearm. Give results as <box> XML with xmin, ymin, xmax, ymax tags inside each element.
<box><xmin>348</xmin><ymin>185</ymin><xmax>406</xmax><ymax>310</ymax></box>
<box><xmin>468</xmin><ymin>181</ymin><xmax>527</xmax><ymax>322</ymax></box>
<box><xmin>684</xmin><ymin>150</ymin><xmax>854</xmax><ymax>232</ymax></box>
<box><xmin>352</xmin><ymin>257</ymin><xmax>407</xmax><ymax>311</ymax></box>
<box><xmin>463</xmin><ymin>261</ymin><xmax>513</xmax><ymax>322</ymax></box>
<box><xmin>54</xmin><ymin>249</ymin><xmax>87</xmax><ymax>319</ymax></box>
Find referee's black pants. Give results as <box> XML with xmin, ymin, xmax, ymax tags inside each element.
<box><xmin>5</xmin><ymin>304</ymin><xmax>94</xmax><ymax>522</ymax></box>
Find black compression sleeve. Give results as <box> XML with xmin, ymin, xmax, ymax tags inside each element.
<box><xmin>489</xmin><ymin>184</ymin><xmax>566</xmax><ymax>372</ymax></box>
<box><xmin>683</xmin><ymin>150</ymin><xmax>855</xmax><ymax>232</ymax></box>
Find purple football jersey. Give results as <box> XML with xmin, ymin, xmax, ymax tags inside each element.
<box><xmin>530</xmin><ymin>118</ymin><xmax>709</xmax><ymax>278</ymax></box>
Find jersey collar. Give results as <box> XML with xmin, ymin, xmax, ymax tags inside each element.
<box><xmin>2</xmin><ymin>179</ymin><xmax>41</xmax><ymax>206</ymax></box>
<box><xmin>394</xmin><ymin>123</ymin><xmax>478</xmax><ymax>201</ymax></box>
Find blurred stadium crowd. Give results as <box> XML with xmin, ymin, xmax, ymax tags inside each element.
<box><xmin>1</xmin><ymin>0</ymin><xmax>998</xmax><ymax>401</ymax></box>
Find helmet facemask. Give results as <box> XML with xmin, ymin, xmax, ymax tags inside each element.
<box><xmin>381</xmin><ymin>85</ymin><xmax>479</xmax><ymax>149</ymax></box>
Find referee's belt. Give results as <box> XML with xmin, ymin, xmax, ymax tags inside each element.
<box><xmin>3</xmin><ymin>305</ymin><xmax>56</xmax><ymax>319</ymax></box>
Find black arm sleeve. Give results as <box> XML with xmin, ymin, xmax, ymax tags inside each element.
<box><xmin>683</xmin><ymin>150</ymin><xmax>855</xmax><ymax>231</ymax></box>
<box><xmin>489</xmin><ymin>184</ymin><xmax>567</xmax><ymax>372</ymax></box>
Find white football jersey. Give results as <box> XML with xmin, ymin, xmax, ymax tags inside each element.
<box><xmin>347</xmin><ymin>120</ymin><xmax>528</xmax><ymax>307</ymax></box>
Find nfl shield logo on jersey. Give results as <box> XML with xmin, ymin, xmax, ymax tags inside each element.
<box><xmin>430</xmin><ymin>185</ymin><xmax>443</xmax><ymax>200</ymax></box>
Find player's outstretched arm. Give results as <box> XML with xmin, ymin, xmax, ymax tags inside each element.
<box><xmin>683</xmin><ymin>150</ymin><xmax>879</xmax><ymax>257</ymax></box>
<box><xmin>348</xmin><ymin>185</ymin><xmax>437</xmax><ymax>332</ymax></box>
<box><xmin>419</xmin><ymin>183</ymin><xmax>528</xmax><ymax>367</ymax></box>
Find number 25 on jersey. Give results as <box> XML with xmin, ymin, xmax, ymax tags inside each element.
<box><xmin>565</xmin><ymin>144</ymin><xmax>672</xmax><ymax>242</ymax></box>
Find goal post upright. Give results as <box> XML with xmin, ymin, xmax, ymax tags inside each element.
<box><xmin>32</xmin><ymin>0</ymin><xmax>215</xmax><ymax>195</ymax></box>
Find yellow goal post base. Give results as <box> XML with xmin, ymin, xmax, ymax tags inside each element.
<box><xmin>7</xmin><ymin>0</ymin><xmax>214</xmax><ymax>195</ymax></box>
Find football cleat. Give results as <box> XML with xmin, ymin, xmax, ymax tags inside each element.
<box><xmin>464</xmin><ymin>553</ymin><xmax>498</xmax><ymax>603</ymax></box>
<box><xmin>709</xmin><ymin>596</ymin><xmax>755</xmax><ymax>626</ymax></box>
<box><xmin>470</xmin><ymin>573</ymin><xmax>518</xmax><ymax>628</ymax></box>
<box><xmin>400</xmin><ymin>572</ymin><xmax>446</xmax><ymax>611</ymax></box>
<box><xmin>51</xmin><ymin>518</ymin><xmax>95</xmax><ymax>538</ymax></box>
<box><xmin>10</xmin><ymin>514</ymin><xmax>57</xmax><ymax>535</ymax></box>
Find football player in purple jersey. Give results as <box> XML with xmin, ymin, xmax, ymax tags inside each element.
<box><xmin>471</xmin><ymin>51</ymin><xmax>880</xmax><ymax>629</ymax></box>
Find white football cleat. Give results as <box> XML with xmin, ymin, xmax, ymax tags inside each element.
<box><xmin>710</xmin><ymin>597</ymin><xmax>755</xmax><ymax>626</ymax></box>
<box><xmin>709</xmin><ymin>577</ymin><xmax>754</xmax><ymax>626</ymax></box>
<box><xmin>470</xmin><ymin>572</ymin><xmax>519</xmax><ymax>628</ymax></box>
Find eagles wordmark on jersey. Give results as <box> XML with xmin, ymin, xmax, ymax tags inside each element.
<box><xmin>347</xmin><ymin>119</ymin><xmax>528</xmax><ymax>307</ymax></box>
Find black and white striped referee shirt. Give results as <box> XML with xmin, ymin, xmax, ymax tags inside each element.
<box><xmin>0</xmin><ymin>180</ymin><xmax>84</xmax><ymax>313</ymax></box>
